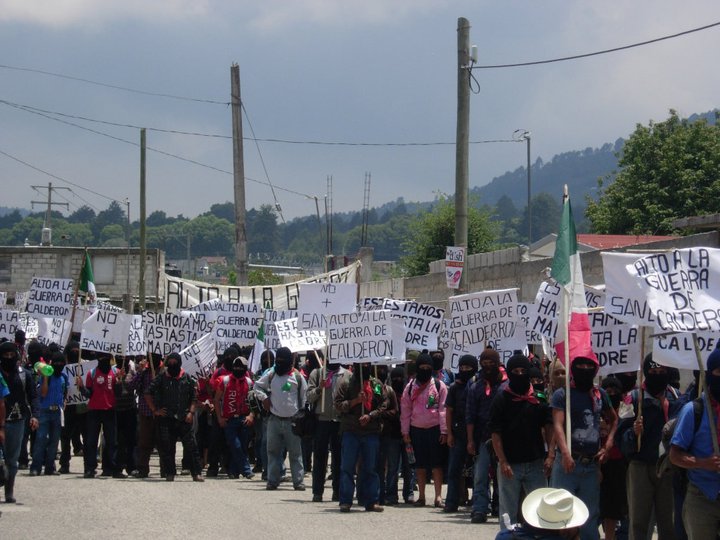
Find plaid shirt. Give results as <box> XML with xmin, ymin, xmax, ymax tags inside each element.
<box><xmin>129</xmin><ymin>369</ymin><xmax>154</xmax><ymax>417</ymax></box>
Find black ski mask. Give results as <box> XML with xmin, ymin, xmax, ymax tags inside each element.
<box><xmin>97</xmin><ymin>355</ymin><xmax>112</xmax><ymax>374</ymax></box>
<box><xmin>571</xmin><ymin>357</ymin><xmax>597</xmax><ymax>392</ymax></box>
<box><xmin>457</xmin><ymin>354</ymin><xmax>478</xmax><ymax>383</ymax></box>
<box><xmin>0</xmin><ymin>341</ymin><xmax>18</xmax><ymax>374</ymax></box>
<box><xmin>643</xmin><ymin>354</ymin><xmax>669</xmax><ymax>397</ymax></box>
<box><xmin>507</xmin><ymin>352</ymin><xmax>531</xmax><ymax>395</ymax></box>
<box><xmin>274</xmin><ymin>347</ymin><xmax>293</xmax><ymax>376</ymax></box>
<box><xmin>166</xmin><ymin>353</ymin><xmax>182</xmax><ymax>377</ymax></box>
<box><xmin>415</xmin><ymin>354</ymin><xmax>433</xmax><ymax>384</ymax></box>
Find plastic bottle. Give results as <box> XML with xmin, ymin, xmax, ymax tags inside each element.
<box><xmin>405</xmin><ymin>443</ymin><xmax>416</xmax><ymax>465</ymax></box>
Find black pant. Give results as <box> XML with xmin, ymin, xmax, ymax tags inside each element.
<box><xmin>84</xmin><ymin>409</ymin><xmax>117</xmax><ymax>474</ymax></box>
<box><xmin>60</xmin><ymin>406</ymin><xmax>86</xmax><ymax>469</ymax></box>
<box><xmin>157</xmin><ymin>417</ymin><xmax>202</xmax><ymax>476</ymax></box>
<box><xmin>206</xmin><ymin>415</ymin><xmax>228</xmax><ymax>473</ymax></box>
<box><xmin>312</xmin><ymin>420</ymin><xmax>341</xmax><ymax>496</ymax></box>
<box><xmin>115</xmin><ymin>408</ymin><xmax>137</xmax><ymax>474</ymax></box>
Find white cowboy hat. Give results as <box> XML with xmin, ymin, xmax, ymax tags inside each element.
<box><xmin>521</xmin><ymin>488</ymin><xmax>589</xmax><ymax>530</ymax></box>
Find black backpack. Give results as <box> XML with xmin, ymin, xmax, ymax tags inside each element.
<box><xmin>656</xmin><ymin>398</ymin><xmax>703</xmax><ymax>482</ymax></box>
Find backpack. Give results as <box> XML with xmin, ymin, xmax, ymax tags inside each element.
<box><xmin>656</xmin><ymin>397</ymin><xmax>703</xmax><ymax>482</ymax></box>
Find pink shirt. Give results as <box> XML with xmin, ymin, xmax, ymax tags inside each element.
<box><xmin>400</xmin><ymin>377</ymin><xmax>447</xmax><ymax>436</ymax></box>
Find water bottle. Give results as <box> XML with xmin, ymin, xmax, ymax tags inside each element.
<box><xmin>405</xmin><ymin>443</ymin><xmax>416</xmax><ymax>465</ymax></box>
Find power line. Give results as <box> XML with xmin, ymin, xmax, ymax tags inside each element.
<box><xmin>473</xmin><ymin>20</ymin><xmax>720</xmax><ymax>69</ymax></box>
<box><xmin>0</xmin><ymin>99</ymin><xmax>521</xmax><ymax>147</ymax></box>
<box><xmin>0</xmin><ymin>63</ymin><xmax>229</xmax><ymax>105</ymax></box>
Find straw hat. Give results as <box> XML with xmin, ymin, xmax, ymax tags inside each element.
<box><xmin>521</xmin><ymin>488</ymin><xmax>589</xmax><ymax>530</ymax></box>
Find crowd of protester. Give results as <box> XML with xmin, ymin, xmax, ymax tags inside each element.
<box><xmin>2</xmin><ymin>327</ymin><xmax>720</xmax><ymax>539</ymax></box>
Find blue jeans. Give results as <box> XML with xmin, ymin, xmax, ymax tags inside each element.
<box><xmin>32</xmin><ymin>409</ymin><xmax>62</xmax><ymax>473</ymax></box>
<box><xmin>380</xmin><ymin>436</ymin><xmax>414</xmax><ymax>503</ymax></box>
<box><xmin>4</xmin><ymin>419</ymin><xmax>26</xmax><ymax>479</ymax></box>
<box><xmin>498</xmin><ymin>458</ymin><xmax>547</xmax><ymax>529</ymax></box>
<box><xmin>446</xmin><ymin>434</ymin><xmax>468</xmax><ymax>509</ymax></box>
<box><xmin>552</xmin><ymin>457</ymin><xmax>600</xmax><ymax>540</ymax></box>
<box><xmin>266</xmin><ymin>415</ymin><xmax>303</xmax><ymax>487</ymax></box>
<box><xmin>223</xmin><ymin>416</ymin><xmax>253</xmax><ymax>476</ymax></box>
<box><xmin>340</xmin><ymin>431</ymin><xmax>380</xmax><ymax>508</ymax></box>
<box><xmin>472</xmin><ymin>442</ymin><xmax>492</xmax><ymax>514</ymax></box>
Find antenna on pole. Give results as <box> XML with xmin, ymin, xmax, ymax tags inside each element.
<box><xmin>361</xmin><ymin>172</ymin><xmax>371</xmax><ymax>247</ymax></box>
<box><xmin>31</xmin><ymin>182</ymin><xmax>70</xmax><ymax>246</ymax></box>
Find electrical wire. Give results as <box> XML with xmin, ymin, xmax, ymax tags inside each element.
<box><xmin>0</xmin><ymin>63</ymin><xmax>229</xmax><ymax>105</ymax></box>
<box><xmin>473</xmin><ymin>20</ymin><xmax>720</xmax><ymax>69</ymax></box>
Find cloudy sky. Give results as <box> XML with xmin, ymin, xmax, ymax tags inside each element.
<box><xmin>0</xmin><ymin>1</ymin><xmax>718</xmax><ymax>222</ymax></box>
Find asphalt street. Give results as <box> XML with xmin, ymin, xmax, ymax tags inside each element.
<box><xmin>1</xmin><ymin>453</ymin><xmax>503</xmax><ymax>540</ymax></box>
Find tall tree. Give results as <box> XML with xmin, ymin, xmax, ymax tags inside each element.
<box><xmin>586</xmin><ymin>110</ymin><xmax>720</xmax><ymax>234</ymax></box>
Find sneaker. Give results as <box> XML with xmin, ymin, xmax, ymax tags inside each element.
<box><xmin>339</xmin><ymin>504</ymin><xmax>351</xmax><ymax>513</ymax></box>
<box><xmin>365</xmin><ymin>504</ymin><xmax>384</xmax><ymax>513</ymax></box>
<box><xmin>227</xmin><ymin>474</ymin><xmax>239</xmax><ymax>479</ymax></box>
<box><xmin>29</xmin><ymin>470</ymin><xmax>39</xmax><ymax>477</ymax></box>
<box><xmin>192</xmin><ymin>475</ymin><xmax>205</xmax><ymax>482</ymax></box>
<box><xmin>252</xmin><ymin>463</ymin><xmax>262</xmax><ymax>473</ymax></box>
<box><xmin>100</xmin><ymin>470</ymin><xmax>113</xmax><ymax>477</ymax></box>
<box><xmin>166</xmin><ymin>475</ymin><xmax>175</xmax><ymax>482</ymax></box>
<box><xmin>112</xmin><ymin>472</ymin><xmax>128</xmax><ymax>479</ymax></box>
<box><xmin>280</xmin><ymin>475</ymin><xmax>290</xmax><ymax>483</ymax></box>
<box><xmin>59</xmin><ymin>467</ymin><xmax>70</xmax><ymax>475</ymax></box>
<box><xmin>294</xmin><ymin>484</ymin><xmax>306</xmax><ymax>491</ymax></box>
<box><xmin>132</xmin><ymin>471</ymin><xmax>149</xmax><ymax>479</ymax></box>
<box><xmin>266</xmin><ymin>483</ymin><xmax>278</xmax><ymax>490</ymax></box>
<box><xmin>470</xmin><ymin>512</ymin><xmax>487</xmax><ymax>524</ymax></box>
<box><xmin>83</xmin><ymin>471</ymin><xmax>96</xmax><ymax>479</ymax></box>
<box><xmin>206</xmin><ymin>469</ymin><xmax>218</xmax><ymax>478</ymax></box>
<box><xmin>443</xmin><ymin>505</ymin><xmax>458</xmax><ymax>513</ymax></box>
<box><xmin>243</xmin><ymin>473</ymin><xmax>255</xmax><ymax>480</ymax></box>
<box><xmin>44</xmin><ymin>470</ymin><xmax>61</xmax><ymax>476</ymax></box>
<box><xmin>312</xmin><ymin>494</ymin><xmax>323</xmax><ymax>502</ymax></box>
<box><xmin>385</xmin><ymin>499</ymin><xmax>398</xmax><ymax>506</ymax></box>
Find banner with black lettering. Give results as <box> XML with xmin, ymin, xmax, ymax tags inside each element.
<box><xmin>164</xmin><ymin>261</ymin><xmax>360</xmax><ymax>311</ymax></box>
<box><xmin>19</xmin><ymin>313</ymin><xmax>38</xmax><ymax>339</ymax></box>
<box><xmin>624</xmin><ymin>248</ymin><xmax>720</xmax><ymax>333</ymax></box>
<box><xmin>143</xmin><ymin>311</ymin><xmax>215</xmax><ymax>356</ymax></box>
<box><xmin>438</xmin><ymin>319</ymin><xmax>471</xmax><ymax>372</ymax></box>
<box><xmin>179</xmin><ymin>333</ymin><xmax>217</xmax><ymax>381</ymax></box>
<box><xmin>81</xmin><ymin>310</ymin><xmax>133</xmax><ymax>356</ymax></box>
<box><xmin>517</xmin><ymin>303</ymin><xmax>543</xmax><ymax>345</ymax></box>
<box><xmin>653</xmin><ymin>331</ymin><xmax>717</xmax><ymax>370</ymax></box>
<box><xmin>273</xmin><ymin>317</ymin><xmax>326</xmax><ymax>352</ymax></box>
<box><xmin>327</xmin><ymin>310</ymin><xmax>398</xmax><ymax>364</ymax></box>
<box><xmin>297</xmin><ymin>283</ymin><xmax>358</xmax><ymax>331</ymax></box>
<box><xmin>213</xmin><ymin>302</ymin><xmax>262</xmax><ymax>351</ymax></box>
<box><xmin>0</xmin><ymin>292</ymin><xmax>5</xmax><ymax>306</ymax></box>
<box><xmin>531</xmin><ymin>282</ymin><xmax>605</xmax><ymax>340</ymax></box>
<box><xmin>127</xmin><ymin>315</ymin><xmax>146</xmax><ymax>356</ymax></box>
<box><xmin>359</xmin><ymin>297</ymin><xmax>444</xmax><ymax>350</ymax></box>
<box><xmin>589</xmin><ymin>311</ymin><xmax>641</xmax><ymax>376</ymax></box>
<box><xmin>0</xmin><ymin>309</ymin><xmax>19</xmax><ymax>341</ymax></box>
<box><xmin>63</xmin><ymin>361</ymin><xmax>98</xmax><ymax>405</ymax></box>
<box><xmin>36</xmin><ymin>317</ymin><xmax>72</xmax><ymax>351</ymax></box>
<box><xmin>27</xmin><ymin>278</ymin><xmax>74</xmax><ymax>319</ymax></box>
<box><xmin>14</xmin><ymin>291</ymin><xmax>29</xmax><ymax>312</ymax></box>
<box><xmin>602</xmin><ymin>252</ymin><xmax>657</xmax><ymax>326</ymax></box>
<box><xmin>263</xmin><ymin>310</ymin><xmax>298</xmax><ymax>349</ymax></box>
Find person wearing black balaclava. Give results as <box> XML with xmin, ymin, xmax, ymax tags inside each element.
<box><xmin>307</xmin><ymin>351</ymin><xmax>348</xmax><ymax>502</ymax></box>
<box><xmin>670</xmin><ymin>346</ymin><xmax>720</xmax><ymax>539</ymax></box>
<box><xmin>488</xmin><ymin>352</ymin><xmax>551</xmax><ymax>530</ymax></box>
<box><xmin>58</xmin><ymin>341</ymin><xmax>85</xmax><ymax>474</ymax></box>
<box><xmin>254</xmin><ymin>347</ymin><xmax>307</xmax><ymax>491</ymax></box>
<box><xmin>145</xmin><ymin>352</ymin><xmax>203</xmax><ymax>482</ymax></box>
<box><xmin>620</xmin><ymin>353</ymin><xmax>681</xmax><ymax>540</ymax></box>
<box><xmin>1</xmin><ymin>341</ymin><xmax>39</xmax><ymax>503</ymax></box>
<box><xmin>431</xmin><ymin>350</ymin><xmax>453</xmax><ymax>386</ymax></box>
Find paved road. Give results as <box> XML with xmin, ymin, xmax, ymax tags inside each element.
<box><xmin>1</xmin><ymin>456</ymin><xmax>503</xmax><ymax>540</ymax></box>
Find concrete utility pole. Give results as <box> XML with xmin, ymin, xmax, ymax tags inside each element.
<box><xmin>455</xmin><ymin>17</ymin><xmax>471</xmax><ymax>293</ymax></box>
<box><xmin>139</xmin><ymin>128</ymin><xmax>146</xmax><ymax>309</ymax></box>
<box><xmin>31</xmin><ymin>182</ymin><xmax>69</xmax><ymax>246</ymax></box>
<box><xmin>231</xmin><ymin>63</ymin><xmax>248</xmax><ymax>286</ymax></box>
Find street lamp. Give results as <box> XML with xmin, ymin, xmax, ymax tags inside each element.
<box><xmin>124</xmin><ymin>198</ymin><xmax>132</xmax><ymax>312</ymax></box>
<box><xmin>513</xmin><ymin>129</ymin><xmax>532</xmax><ymax>250</ymax></box>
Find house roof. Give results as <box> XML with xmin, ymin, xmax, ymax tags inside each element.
<box><xmin>576</xmin><ymin>234</ymin><xmax>676</xmax><ymax>250</ymax></box>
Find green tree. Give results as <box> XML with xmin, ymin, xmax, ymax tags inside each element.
<box><xmin>67</xmin><ymin>205</ymin><xmax>96</xmax><ymax>224</ymax></box>
<box><xmin>248</xmin><ymin>268</ymin><xmax>283</xmax><ymax>286</ymax></box>
<box><xmin>400</xmin><ymin>195</ymin><xmax>499</xmax><ymax>276</ymax></box>
<box><xmin>586</xmin><ymin>110</ymin><xmax>720</xmax><ymax>234</ymax></box>
<box><xmin>248</xmin><ymin>204</ymin><xmax>280</xmax><ymax>257</ymax></box>
<box><xmin>100</xmin><ymin>224</ymin><xmax>126</xmax><ymax>245</ymax></box>
<box><xmin>517</xmin><ymin>193</ymin><xmax>563</xmax><ymax>243</ymax></box>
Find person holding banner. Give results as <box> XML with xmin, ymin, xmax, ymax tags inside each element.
<box><xmin>213</xmin><ymin>356</ymin><xmax>256</xmax><ymax>480</ymax></box>
<box><xmin>619</xmin><ymin>354</ymin><xmax>681</xmax><ymax>540</ymax></box>
<box><xmin>59</xmin><ymin>341</ymin><xmax>85</xmax><ymax>475</ymax></box>
<box><xmin>128</xmin><ymin>355</ymin><xmax>161</xmax><ymax>479</ymax></box>
<box><xmin>254</xmin><ymin>347</ymin><xmax>307</xmax><ymax>491</ymax></box>
<box><xmin>1</xmin><ymin>341</ymin><xmax>38</xmax><ymax>503</ymax></box>
<box><xmin>550</xmin><ymin>356</ymin><xmax>617</xmax><ymax>540</ymax></box>
<box><xmin>401</xmin><ymin>353</ymin><xmax>448</xmax><ymax>509</ymax></box>
<box><xmin>307</xmin><ymin>354</ymin><xmax>347</xmax><ymax>502</ymax></box>
<box><xmin>670</xmin><ymin>347</ymin><xmax>720</xmax><ymax>540</ymax></box>
<box><xmin>30</xmin><ymin>351</ymin><xmax>68</xmax><ymax>476</ymax></box>
<box><xmin>145</xmin><ymin>353</ymin><xmax>203</xmax><ymax>482</ymax></box>
<box><xmin>334</xmin><ymin>361</ymin><xmax>389</xmax><ymax>513</ymax></box>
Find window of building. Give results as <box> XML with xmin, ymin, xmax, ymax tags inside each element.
<box><xmin>92</xmin><ymin>255</ymin><xmax>115</xmax><ymax>285</ymax></box>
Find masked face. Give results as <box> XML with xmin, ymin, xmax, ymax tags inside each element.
<box><xmin>508</xmin><ymin>367</ymin><xmax>531</xmax><ymax>395</ymax></box>
<box><xmin>97</xmin><ymin>358</ymin><xmax>111</xmax><ymax>374</ymax></box>
<box><xmin>166</xmin><ymin>362</ymin><xmax>181</xmax><ymax>377</ymax></box>
<box><xmin>606</xmin><ymin>390</ymin><xmax>622</xmax><ymax>409</ymax></box>
<box><xmin>1</xmin><ymin>353</ymin><xmax>17</xmax><ymax>374</ymax></box>
<box><xmin>391</xmin><ymin>377</ymin><xmax>405</xmax><ymax>395</ymax></box>
<box><xmin>532</xmin><ymin>379</ymin><xmax>546</xmax><ymax>393</ymax></box>
<box><xmin>52</xmin><ymin>361</ymin><xmax>65</xmax><ymax>377</ymax></box>
<box><xmin>233</xmin><ymin>367</ymin><xmax>246</xmax><ymax>378</ymax></box>
<box><xmin>415</xmin><ymin>367</ymin><xmax>432</xmax><ymax>384</ymax></box>
<box><xmin>274</xmin><ymin>358</ymin><xmax>292</xmax><ymax>376</ymax></box>
<box><xmin>571</xmin><ymin>361</ymin><xmax>597</xmax><ymax>392</ymax></box>
<box><xmin>432</xmin><ymin>355</ymin><xmax>444</xmax><ymax>372</ymax></box>
<box><xmin>481</xmin><ymin>360</ymin><xmax>499</xmax><ymax>379</ymax></box>
<box><xmin>645</xmin><ymin>369</ymin><xmax>669</xmax><ymax>397</ymax></box>
<box><xmin>457</xmin><ymin>368</ymin><xmax>475</xmax><ymax>383</ymax></box>
<box><xmin>615</xmin><ymin>372</ymin><xmax>637</xmax><ymax>394</ymax></box>
<box><xmin>66</xmin><ymin>348</ymin><xmax>80</xmax><ymax>364</ymax></box>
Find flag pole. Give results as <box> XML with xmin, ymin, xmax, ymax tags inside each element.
<box><xmin>563</xmin><ymin>288</ymin><xmax>571</xmax><ymax>450</ymax></box>
<box><xmin>693</xmin><ymin>333</ymin><xmax>719</xmax><ymax>454</ymax></box>
<box><xmin>67</xmin><ymin>248</ymin><xmax>88</xmax><ymax>347</ymax></box>
<box><xmin>311</xmin><ymin>349</ymin><xmax>326</xmax><ymax>415</ymax></box>
<box><xmin>637</xmin><ymin>327</ymin><xmax>646</xmax><ymax>452</ymax></box>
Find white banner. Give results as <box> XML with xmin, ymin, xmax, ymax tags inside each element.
<box><xmin>36</xmin><ymin>317</ymin><xmax>72</xmax><ymax>351</ymax></box>
<box><xmin>602</xmin><ymin>252</ymin><xmax>657</xmax><ymax>326</ymax></box>
<box><xmin>164</xmin><ymin>261</ymin><xmax>360</xmax><ymax>311</ymax></box>
<box><xmin>143</xmin><ymin>311</ymin><xmax>215</xmax><ymax>356</ymax></box>
<box><xmin>653</xmin><ymin>331</ymin><xmax>717</xmax><ymax>371</ymax></box>
<box><xmin>63</xmin><ymin>360</ymin><xmax>98</xmax><ymax>405</ymax></box>
<box><xmin>26</xmin><ymin>278</ymin><xmax>74</xmax><ymax>319</ymax></box>
<box><xmin>531</xmin><ymin>281</ymin><xmax>605</xmax><ymax>340</ymax></box>
<box><xmin>179</xmin><ymin>333</ymin><xmax>217</xmax><ymax>381</ymax></box>
<box><xmin>127</xmin><ymin>315</ymin><xmax>146</xmax><ymax>356</ymax></box>
<box><xmin>438</xmin><ymin>319</ymin><xmax>471</xmax><ymax>372</ymax></box>
<box><xmin>448</xmin><ymin>288</ymin><xmax>519</xmax><ymax>357</ymax></box>
<box><xmin>359</xmin><ymin>297</ymin><xmax>444</xmax><ymax>350</ymax></box>
<box><xmin>0</xmin><ymin>292</ymin><xmax>5</xmax><ymax>306</ymax></box>
<box><xmin>445</xmin><ymin>246</ymin><xmax>465</xmax><ymax>289</ymax></box>
<box><xmin>297</xmin><ymin>283</ymin><xmax>358</xmax><ymax>330</ymax></box>
<box><xmin>273</xmin><ymin>317</ymin><xmax>327</xmax><ymax>353</ymax></box>
<box><xmin>517</xmin><ymin>302</ymin><xmax>543</xmax><ymax>345</ymax></box>
<box><xmin>81</xmin><ymin>310</ymin><xmax>133</xmax><ymax>356</ymax></box>
<box><xmin>213</xmin><ymin>302</ymin><xmax>262</xmax><ymax>351</ymax></box>
<box><xmin>327</xmin><ymin>310</ymin><xmax>398</xmax><ymax>364</ymax></box>
<box><xmin>624</xmin><ymin>248</ymin><xmax>720</xmax><ymax>333</ymax></box>
<box><xmin>589</xmin><ymin>311</ymin><xmax>641</xmax><ymax>376</ymax></box>
<box><xmin>0</xmin><ymin>309</ymin><xmax>19</xmax><ymax>341</ymax></box>
<box><xmin>263</xmin><ymin>309</ymin><xmax>298</xmax><ymax>349</ymax></box>
<box><xmin>19</xmin><ymin>313</ymin><xmax>38</xmax><ymax>339</ymax></box>
<box><xmin>14</xmin><ymin>291</ymin><xmax>29</xmax><ymax>312</ymax></box>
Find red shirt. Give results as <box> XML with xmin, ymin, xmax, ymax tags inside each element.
<box><xmin>85</xmin><ymin>367</ymin><xmax>117</xmax><ymax>410</ymax></box>
<box><xmin>219</xmin><ymin>375</ymin><xmax>252</xmax><ymax>418</ymax></box>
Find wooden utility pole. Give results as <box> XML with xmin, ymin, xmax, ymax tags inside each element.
<box><xmin>231</xmin><ymin>63</ymin><xmax>248</xmax><ymax>286</ymax></box>
<box><xmin>31</xmin><ymin>182</ymin><xmax>69</xmax><ymax>245</ymax></box>
<box><xmin>455</xmin><ymin>18</ymin><xmax>471</xmax><ymax>293</ymax></box>
<box><xmin>139</xmin><ymin>128</ymin><xmax>146</xmax><ymax>309</ymax></box>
